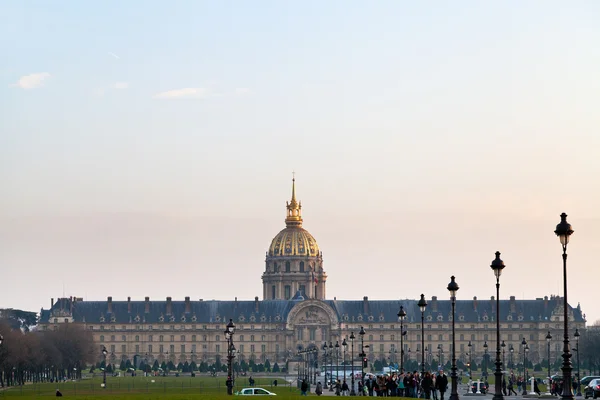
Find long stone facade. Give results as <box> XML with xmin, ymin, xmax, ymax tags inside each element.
<box><xmin>38</xmin><ymin>179</ymin><xmax>586</xmax><ymax>368</ymax></box>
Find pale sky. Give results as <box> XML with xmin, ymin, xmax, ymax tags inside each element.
<box><xmin>1</xmin><ymin>1</ymin><xmax>599</xmax><ymax>325</ymax></box>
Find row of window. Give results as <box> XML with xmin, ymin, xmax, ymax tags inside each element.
<box><xmin>89</xmin><ymin>324</ymin><xmax>272</xmax><ymax>331</ymax></box>
<box><xmin>98</xmin><ymin>334</ymin><xmax>273</xmax><ymax>343</ymax></box>
<box><xmin>100</xmin><ymin>343</ymin><xmax>273</xmax><ymax>354</ymax></box>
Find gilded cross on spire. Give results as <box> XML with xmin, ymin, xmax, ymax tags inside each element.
<box><xmin>285</xmin><ymin>173</ymin><xmax>302</xmax><ymax>227</ymax></box>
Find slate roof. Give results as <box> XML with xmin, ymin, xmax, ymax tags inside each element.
<box><xmin>39</xmin><ymin>295</ymin><xmax>584</xmax><ymax>325</ymax></box>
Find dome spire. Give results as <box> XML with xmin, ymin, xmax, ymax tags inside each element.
<box><xmin>285</xmin><ymin>172</ymin><xmax>302</xmax><ymax>227</ymax></box>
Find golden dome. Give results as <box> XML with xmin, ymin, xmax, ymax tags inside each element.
<box><xmin>268</xmin><ymin>227</ymin><xmax>320</xmax><ymax>257</ymax></box>
<box><xmin>268</xmin><ymin>175</ymin><xmax>320</xmax><ymax>257</ymax></box>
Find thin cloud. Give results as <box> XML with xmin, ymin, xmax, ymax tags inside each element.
<box><xmin>108</xmin><ymin>52</ymin><xmax>120</xmax><ymax>59</ymax></box>
<box><xmin>11</xmin><ymin>72</ymin><xmax>51</xmax><ymax>89</ymax></box>
<box><xmin>234</xmin><ymin>87</ymin><xmax>251</xmax><ymax>96</ymax></box>
<box><xmin>113</xmin><ymin>82</ymin><xmax>129</xmax><ymax>89</ymax></box>
<box><xmin>152</xmin><ymin>88</ymin><xmax>211</xmax><ymax>99</ymax></box>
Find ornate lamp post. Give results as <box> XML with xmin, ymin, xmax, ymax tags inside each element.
<box><xmin>522</xmin><ymin>338</ymin><xmax>529</xmax><ymax>395</ymax></box>
<box><xmin>323</xmin><ymin>342</ymin><xmax>329</xmax><ymax>389</ymax></box>
<box><xmin>546</xmin><ymin>331</ymin><xmax>553</xmax><ymax>395</ymax></box>
<box><xmin>101</xmin><ymin>346</ymin><xmax>108</xmax><ymax>388</ymax></box>
<box><xmin>554</xmin><ymin>212</ymin><xmax>575</xmax><ymax>400</ymax></box>
<box><xmin>225</xmin><ymin>319</ymin><xmax>236</xmax><ymax>395</ymax></box>
<box><xmin>483</xmin><ymin>341</ymin><xmax>488</xmax><ymax>380</ymax></box>
<box><xmin>509</xmin><ymin>345</ymin><xmax>514</xmax><ymax>370</ymax></box>
<box><xmin>397</xmin><ymin>305</ymin><xmax>407</xmax><ymax>373</ymax></box>
<box><xmin>574</xmin><ymin>329</ymin><xmax>581</xmax><ymax>397</ymax></box>
<box><xmin>329</xmin><ymin>342</ymin><xmax>334</xmax><ymax>391</ymax></box>
<box><xmin>350</xmin><ymin>332</ymin><xmax>356</xmax><ymax>396</ymax></box>
<box><xmin>359</xmin><ymin>327</ymin><xmax>366</xmax><ymax>391</ymax></box>
<box><xmin>467</xmin><ymin>341</ymin><xmax>473</xmax><ymax>382</ymax></box>
<box><xmin>418</xmin><ymin>294</ymin><xmax>428</xmax><ymax>376</ymax></box>
<box><xmin>490</xmin><ymin>251</ymin><xmax>505</xmax><ymax>400</ymax></box>
<box><xmin>335</xmin><ymin>341</ymin><xmax>340</xmax><ymax>384</ymax></box>
<box><xmin>342</xmin><ymin>338</ymin><xmax>348</xmax><ymax>386</ymax></box>
<box><xmin>447</xmin><ymin>275</ymin><xmax>460</xmax><ymax>400</ymax></box>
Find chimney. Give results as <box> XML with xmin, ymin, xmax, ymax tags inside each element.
<box><xmin>185</xmin><ymin>296</ymin><xmax>191</xmax><ymax>313</ymax></box>
<box><xmin>51</xmin><ymin>298</ymin><xmax>54</xmax><ymax>309</ymax></box>
<box><xmin>166</xmin><ymin>297</ymin><xmax>172</xmax><ymax>315</ymax></box>
<box><xmin>107</xmin><ymin>296</ymin><xmax>113</xmax><ymax>314</ymax></box>
<box><xmin>473</xmin><ymin>296</ymin><xmax>478</xmax><ymax>311</ymax></box>
<box><xmin>70</xmin><ymin>297</ymin><xmax>74</xmax><ymax>313</ymax></box>
<box><xmin>491</xmin><ymin>296</ymin><xmax>495</xmax><ymax>313</ymax></box>
<box><xmin>145</xmin><ymin>297</ymin><xmax>150</xmax><ymax>313</ymax></box>
<box><xmin>510</xmin><ymin>296</ymin><xmax>516</xmax><ymax>313</ymax></box>
<box><xmin>544</xmin><ymin>296</ymin><xmax>549</xmax><ymax>308</ymax></box>
<box><xmin>255</xmin><ymin>296</ymin><xmax>259</xmax><ymax>313</ymax></box>
<box><xmin>431</xmin><ymin>296</ymin><xmax>438</xmax><ymax>312</ymax></box>
<box><xmin>127</xmin><ymin>297</ymin><xmax>131</xmax><ymax>313</ymax></box>
<box><xmin>363</xmin><ymin>296</ymin><xmax>369</xmax><ymax>315</ymax></box>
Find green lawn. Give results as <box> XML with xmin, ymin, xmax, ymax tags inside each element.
<box><xmin>0</xmin><ymin>375</ymin><xmax>300</xmax><ymax>399</ymax></box>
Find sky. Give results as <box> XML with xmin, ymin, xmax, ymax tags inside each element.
<box><xmin>1</xmin><ymin>1</ymin><xmax>599</xmax><ymax>325</ymax></box>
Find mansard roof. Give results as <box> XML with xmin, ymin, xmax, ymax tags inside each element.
<box><xmin>39</xmin><ymin>295</ymin><xmax>585</xmax><ymax>325</ymax></box>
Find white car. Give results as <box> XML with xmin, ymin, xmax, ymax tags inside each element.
<box><xmin>235</xmin><ymin>388</ymin><xmax>277</xmax><ymax>396</ymax></box>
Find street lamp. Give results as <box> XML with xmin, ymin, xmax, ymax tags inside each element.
<box><xmin>467</xmin><ymin>341</ymin><xmax>473</xmax><ymax>382</ymax></box>
<box><xmin>322</xmin><ymin>342</ymin><xmax>329</xmax><ymax>389</ymax></box>
<box><xmin>447</xmin><ymin>275</ymin><xmax>460</xmax><ymax>400</ymax></box>
<box><xmin>101</xmin><ymin>346</ymin><xmax>108</xmax><ymax>388</ymax></box>
<box><xmin>329</xmin><ymin>342</ymin><xmax>334</xmax><ymax>392</ymax></box>
<box><xmin>438</xmin><ymin>344</ymin><xmax>443</xmax><ymax>370</ymax></box>
<box><xmin>349</xmin><ymin>332</ymin><xmax>356</xmax><ymax>396</ymax></box>
<box><xmin>509</xmin><ymin>345</ymin><xmax>514</xmax><ymax>370</ymax></box>
<box><xmin>397</xmin><ymin>305</ymin><xmax>407</xmax><ymax>373</ymax></box>
<box><xmin>574</xmin><ymin>328</ymin><xmax>581</xmax><ymax>397</ymax></box>
<box><xmin>546</xmin><ymin>331</ymin><xmax>553</xmax><ymax>395</ymax></box>
<box><xmin>359</xmin><ymin>327</ymin><xmax>366</xmax><ymax>391</ymax></box>
<box><xmin>490</xmin><ymin>251</ymin><xmax>505</xmax><ymax>400</ymax></box>
<box><xmin>342</xmin><ymin>338</ymin><xmax>348</xmax><ymax>387</ymax></box>
<box><xmin>554</xmin><ymin>212</ymin><xmax>575</xmax><ymax>400</ymax></box>
<box><xmin>483</xmin><ymin>341</ymin><xmax>488</xmax><ymax>380</ymax></box>
<box><xmin>335</xmin><ymin>341</ymin><xmax>340</xmax><ymax>384</ymax></box>
<box><xmin>225</xmin><ymin>318</ymin><xmax>236</xmax><ymax>395</ymax></box>
<box><xmin>418</xmin><ymin>294</ymin><xmax>428</xmax><ymax>376</ymax></box>
<box><xmin>522</xmin><ymin>339</ymin><xmax>530</xmax><ymax>395</ymax></box>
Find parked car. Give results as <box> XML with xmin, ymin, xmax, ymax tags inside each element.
<box><xmin>235</xmin><ymin>388</ymin><xmax>277</xmax><ymax>396</ymax></box>
<box><xmin>581</xmin><ymin>377</ymin><xmax>600</xmax><ymax>388</ymax></box>
<box><xmin>584</xmin><ymin>379</ymin><xmax>600</xmax><ymax>399</ymax></box>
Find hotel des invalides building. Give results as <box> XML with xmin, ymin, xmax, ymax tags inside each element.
<box><xmin>39</xmin><ymin>179</ymin><xmax>586</xmax><ymax>369</ymax></box>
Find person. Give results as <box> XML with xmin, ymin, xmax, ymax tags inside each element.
<box><xmin>335</xmin><ymin>379</ymin><xmax>341</xmax><ymax>396</ymax></box>
<box><xmin>342</xmin><ymin>380</ymin><xmax>349</xmax><ymax>396</ymax></box>
<box><xmin>301</xmin><ymin>379</ymin><xmax>309</xmax><ymax>396</ymax></box>
<box><xmin>534</xmin><ymin>378</ymin><xmax>541</xmax><ymax>395</ymax></box>
<box><xmin>507</xmin><ymin>377</ymin><xmax>517</xmax><ymax>396</ymax></box>
<box><xmin>422</xmin><ymin>372</ymin><xmax>433</xmax><ymax>400</ymax></box>
<box><xmin>436</xmin><ymin>371</ymin><xmax>448</xmax><ymax>400</ymax></box>
<box><xmin>316</xmin><ymin>381</ymin><xmax>323</xmax><ymax>396</ymax></box>
<box><xmin>502</xmin><ymin>378</ymin><xmax>507</xmax><ymax>396</ymax></box>
<box><xmin>56</xmin><ymin>389</ymin><xmax>63</xmax><ymax>397</ymax></box>
<box><xmin>249</xmin><ymin>376</ymin><xmax>255</xmax><ymax>387</ymax></box>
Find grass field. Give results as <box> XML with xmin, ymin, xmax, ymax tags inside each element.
<box><xmin>0</xmin><ymin>375</ymin><xmax>301</xmax><ymax>399</ymax></box>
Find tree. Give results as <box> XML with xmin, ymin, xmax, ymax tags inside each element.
<box><xmin>125</xmin><ymin>359</ymin><xmax>132</xmax><ymax>370</ymax></box>
<box><xmin>152</xmin><ymin>360</ymin><xmax>159</xmax><ymax>371</ymax></box>
<box><xmin>264</xmin><ymin>359</ymin><xmax>271</xmax><ymax>372</ymax></box>
<box><xmin>177</xmin><ymin>362</ymin><xmax>184</xmax><ymax>372</ymax></box>
<box><xmin>272</xmin><ymin>362</ymin><xmax>280</xmax><ymax>373</ymax></box>
<box><xmin>0</xmin><ymin>309</ymin><xmax>38</xmax><ymax>332</ymax></box>
<box><xmin>190</xmin><ymin>361</ymin><xmax>197</xmax><ymax>371</ymax></box>
<box><xmin>120</xmin><ymin>360</ymin><xmax>126</xmax><ymax>371</ymax></box>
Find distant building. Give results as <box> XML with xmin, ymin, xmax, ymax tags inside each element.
<box><xmin>38</xmin><ymin>179</ymin><xmax>586</xmax><ymax>368</ymax></box>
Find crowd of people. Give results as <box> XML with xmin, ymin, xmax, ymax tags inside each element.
<box><xmin>323</xmin><ymin>370</ymin><xmax>449</xmax><ymax>398</ymax></box>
